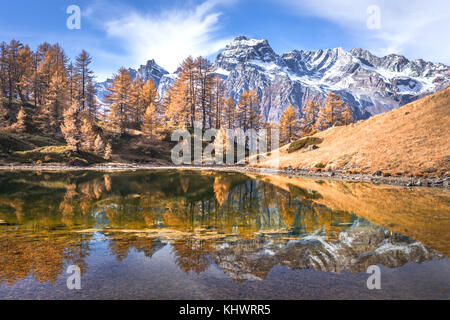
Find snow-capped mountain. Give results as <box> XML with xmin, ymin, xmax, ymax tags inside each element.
<box><xmin>97</xmin><ymin>36</ymin><xmax>450</xmax><ymax>122</ymax></box>
<box><xmin>213</xmin><ymin>36</ymin><xmax>450</xmax><ymax>121</ymax></box>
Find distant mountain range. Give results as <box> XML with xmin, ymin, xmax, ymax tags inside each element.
<box><xmin>97</xmin><ymin>36</ymin><xmax>450</xmax><ymax>122</ymax></box>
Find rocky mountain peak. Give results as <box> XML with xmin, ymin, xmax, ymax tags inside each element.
<box><xmin>351</xmin><ymin>49</ymin><xmax>411</xmax><ymax>72</ymax></box>
<box><xmin>136</xmin><ymin>59</ymin><xmax>169</xmax><ymax>86</ymax></box>
<box><xmin>233</xmin><ymin>35</ymin><xmax>249</xmax><ymax>41</ymax></box>
<box><xmin>350</xmin><ymin>48</ymin><xmax>378</xmax><ymax>66</ymax></box>
<box><xmin>215</xmin><ymin>36</ymin><xmax>281</xmax><ymax>71</ymax></box>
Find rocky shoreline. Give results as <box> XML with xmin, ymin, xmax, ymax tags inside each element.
<box><xmin>268</xmin><ymin>168</ymin><xmax>450</xmax><ymax>189</ymax></box>
<box><xmin>0</xmin><ymin>163</ymin><xmax>448</xmax><ymax>189</ymax></box>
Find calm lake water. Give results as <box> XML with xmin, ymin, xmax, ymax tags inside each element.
<box><xmin>0</xmin><ymin>170</ymin><xmax>449</xmax><ymax>300</ymax></box>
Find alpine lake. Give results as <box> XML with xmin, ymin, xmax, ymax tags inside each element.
<box><xmin>0</xmin><ymin>169</ymin><xmax>449</xmax><ymax>299</ymax></box>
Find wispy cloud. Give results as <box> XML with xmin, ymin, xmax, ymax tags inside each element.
<box><xmin>280</xmin><ymin>0</ymin><xmax>450</xmax><ymax>64</ymax></box>
<box><xmin>95</xmin><ymin>0</ymin><xmax>232</xmax><ymax>73</ymax></box>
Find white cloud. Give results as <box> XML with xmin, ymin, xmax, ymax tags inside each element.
<box><xmin>280</xmin><ymin>0</ymin><xmax>450</xmax><ymax>64</ymax></box>
<box><xmin>100</xmin><ymin>0</ymin><xmax>232</xmax><ymax>73</ymax></box>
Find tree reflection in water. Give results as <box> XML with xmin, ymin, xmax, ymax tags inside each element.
<box><xmin>0</xmin><ymin>170</ymin><xmax>448</xmax><ymax>285</ymax></box>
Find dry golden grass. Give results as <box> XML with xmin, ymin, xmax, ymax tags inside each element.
<box><xmin>258</xmin><ymin>87</ymin><xmax>450</xmax><ymax>176</ymax></box>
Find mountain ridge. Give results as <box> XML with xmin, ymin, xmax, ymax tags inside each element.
<box><xmin>97</xmin><ymin>36</ymin><xmax>450</xmax><ymax>122</ymax></box>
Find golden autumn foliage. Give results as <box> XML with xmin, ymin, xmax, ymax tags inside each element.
<box><xmin>223</xmin><ymin>97</ymin><xmax>236</xmax><ymax>129</ymax></box>
<box><xmin>141</xmin><ymin>103</ymin><xmax>163</xmax><ymax>145</ymax></box>
<box><xmin>12</xmin><ymin>107</ymin><xmax>29</xmax><ymax>133</ymax></box>
<box><xmin>105</xmin><ymin>67</ymin><xmax>133</xmax><ymax>134</ymax></box>
<box><xmin>237</xmin><ymin>90</ymin><xmax>262</xmax><ymax>131</ymax></box>
<box><xmin>164</xmin><ymin>78</ymin><xmax>190</xmax><ymax>129</ymax></box>
<box><xmin>60</xmin><ymin>102</ymin><xmax>81</xmax><ymax>151</ymax></box>
<box><xmin>315</xmin><ymin>92</ymin><xmax>353</xmax><ymax>131</ymax></box>
<box><xmin>300</xmin><ymin>99</ymin><xmax>320</xmax><ymax>136</ymax></box>
<box><xmin>280</xmin><ymin>104</ymin><xmax>299</xmax><ymax>145</ymax></box>
<box><xmin>163</xmin><ymin>56</ymin><xmax>228</xmax><ymax>131</ymax></box>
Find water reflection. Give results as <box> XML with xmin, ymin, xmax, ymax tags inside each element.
<box><xmin>0</xmin><ymin>170</ymin><xmax>449</xmax><ymax>288</ymax></box>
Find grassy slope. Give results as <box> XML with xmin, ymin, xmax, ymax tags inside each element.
<box><xmin>257</xmin><ymin>87</ymin><xmax>450</xmax><ymax>177</ymax></box>
<box><xmin>0</xmin><ymin>130</ymin><xmax>174</xmax><ymax>165</ymax></box>
<box><xmin>12</xmin><ymin>146</ymin><xmax>105</xmax><ymax>165</ymax></box>
<box><xmin>0</xmin><ymin>132</ymin><xmax>104</xmax><ymax>165</ymax></box>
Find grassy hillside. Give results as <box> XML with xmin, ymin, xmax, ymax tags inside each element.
<box><xmin>0</xmin><ymin>129</ymin><xmax>174</xmax><ymax>166</ymax></box>
<box><xmin>256</xmin><ymin>87</ymin><xmax>450</xmax><ymax>178</ymax></box>
<box><xmin>11</xmin><ymin>146</ymin><xmax>105</xmax><ymax>165</ymax></box>
<box><xmin>0</xmin><ymin>132</ymin><xmax>104</xmax><ymax>166</ymax></box>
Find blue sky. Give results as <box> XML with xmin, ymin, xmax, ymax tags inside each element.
<box><xmin>1</xmin><ymin>0</ymin><xmax>449</xmax><ymax>81</ymax></box>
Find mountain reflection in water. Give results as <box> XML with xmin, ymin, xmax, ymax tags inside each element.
<box><xmin>0</xmin><ymin>170</ymin><xmax>449</xmax><ymax>298</ymax></box>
